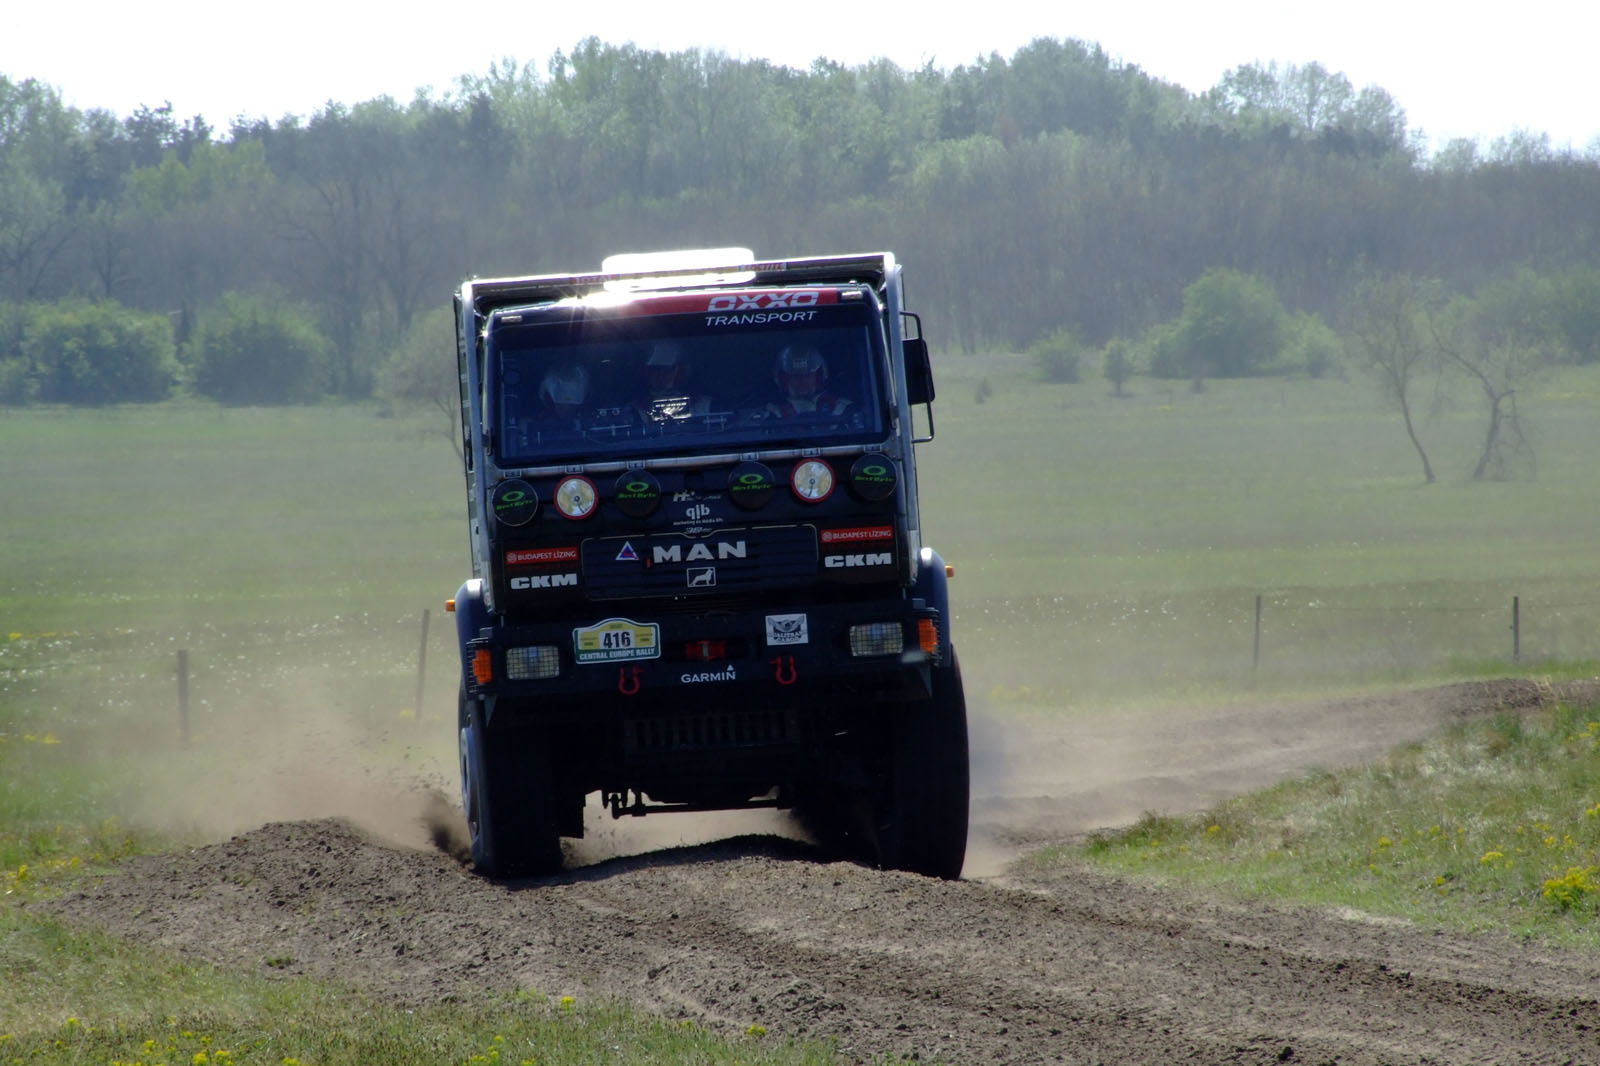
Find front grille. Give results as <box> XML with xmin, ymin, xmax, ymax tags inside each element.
<box><xmin>624</xmin><ymin>709</ymin><xmax>798</xmax><ymax>754</ymax></box>
<box><xmin>583</xmin><ymin>526</ymin><xmax>817</xmax><ymax>600</ymax></box>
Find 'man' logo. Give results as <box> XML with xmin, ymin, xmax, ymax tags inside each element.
<box><xmin>706</xmin><ymin>291</ymin><xmax>820</xmax><ymax>312</ymax></box>
<box><xmin>652</xmin><ymin>540</ymin><xmax>747</xmax><ymax>564</ymax></box>
<box><xmin>824</xmin><ymin>552</ymin><xmax>893</xmax><ymax>568</ymax></box>
<box><xmin>510</xmin><ymin>573</ymin><xmax>579</xmax><ymax>590</ymax></box>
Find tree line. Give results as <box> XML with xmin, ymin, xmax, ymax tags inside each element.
<box><xmin>1</xmin><ymin>37</ymin><xmax>1596</xmax><ymax>421</ymax></box>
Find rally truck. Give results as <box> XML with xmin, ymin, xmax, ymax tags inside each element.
<box><xmin>451</xmin><ymin>249</ymin><xmax>967</xmax><ymax>879</ymax></box>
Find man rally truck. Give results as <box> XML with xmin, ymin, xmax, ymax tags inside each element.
<box><xmin>451</xmin><ymin>249</ymin><xmax>967</xmax><ymax>879</ymax></box>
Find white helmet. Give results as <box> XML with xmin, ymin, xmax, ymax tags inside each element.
<box><xmin>774</xmin><ymin>345</ymin><xmax>828</xmax><ymax>390</ymax></box>
<box><xmin>539</xmin><ymin>364</ymin><xmax>590</xmax><ymax>408</ymax></box>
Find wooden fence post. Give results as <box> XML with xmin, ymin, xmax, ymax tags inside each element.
<box><xmin>415</xmin><ymin>608</ymin><xmax>430</xmax><ymax>724</ymax></box>
<box><xmin>1512</xmin><ymin>596</ymin><xmax>1520</xmax><ymax>664</ymax></box>
<box><xmin>177</xmin><ymin>649</ymin><xmax>190</xmax><ymax>748</ymax></box>
<box><xmin>1253</xmin><ymin>594</ymin><xmax>1262</xmax><ymax>671</ymax></box>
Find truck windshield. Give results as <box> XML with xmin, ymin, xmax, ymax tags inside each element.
<box><xmin>488</xmin><ymin>296</ymin><xmax>889</xmax><ymax>466</ymax></box>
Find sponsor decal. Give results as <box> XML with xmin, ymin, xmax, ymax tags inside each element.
<box><xmin>614</xmin><ymin>471</ymin><xmax>661</xmax><ymax>518</ymax></box>
<box><xmin>510</xmin><ymin>573</ymin><xmax>578</xmax><ymax>590</ymax></box>
<box><xmin>605</xmin><ymin>288</ymin><xmax>839</xmax><ymax>318</ymax></box>
<box><xmin>491</xmin><ymin>479</ymin><xmax>538</xmax><ymax>526</ymax></box>
<box><xmin>574</xmin><ymin>618</ymin><xmax>661</xmax><ymax>663</ymax></box>
<box><xmin>680</xmin><ymin>666</ymin><xmax>737</xmax><ymax>684</ymax></box>
<box><xmin>824</xmin><ymin>552</ymin><xmax>894</xmax><ymax>568</ymax></box>
<box><xmin>848</xmin><ymin>455</ymin><xmax>898</xmax><ymax>502</ymax></box>
<box><xmin>506</xmin><ymin>546</ymin><xmax>579</xmax><ymax>566</ymax></box>
<box><xmin>615</xmin><ymin>541</ymin><xmax>640</xmax><ymax>562</ymax></box>
<box><xmin>728</xmin><ymin>462</ymin><xmax>776</xmax><ymax>510</ymax></box>
<box><xmin>705</xmin><ymin>311</ymin><xmax>819</xmax><ymax>327</ymax></box>
<box><xmin>766</xmin><ymin>613</ymin><xmax>808</xmax><ymax>646</ymax></box>
<box><xmin>686</xmin><ymin>566</ymin><xmax>717</xmax><ymax>588</ymax></box>
<box><xmin>652</xmin><ymin>539</ymin><xmax>747</xmax><ymax>564</ymax></box>
<box><xmin>667</xmin><ymin>492</ymin><xmax>728</xmax><ymax>535</ymax></box>
<box><xmin>706</xmin><ymin>291</ymin><xmax>821</xmax><ymax>312</ymax></box>
<box><xmin>820</xmin><ymin>526</ymin><xmax>894</xmax><ymax>545</ymax></box>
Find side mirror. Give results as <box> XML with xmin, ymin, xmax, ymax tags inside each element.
<box><xmin>904</xmin><ymin>336</ymin><xmax>935</xmax><ymax>406</ymax></box>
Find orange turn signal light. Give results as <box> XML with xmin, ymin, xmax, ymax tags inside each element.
<box><xmin>446</xmin><ymin>599</ymin><xmax>456</xmax><ymax>613</ymax></box>
<box><xmin>472</xmin><ymin>648</ymin><xmax>493</xmax><ymax>684</ymax></box>
<box><xmin>917</xmin><ymin>618</ymin><xmax>939</xmax><ymax>656</ymax></box>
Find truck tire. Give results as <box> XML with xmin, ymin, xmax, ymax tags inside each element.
<box><xmin>458</xmin><ymin>684</ymin><xmax>562</xmax><ymax>878</ymax></box>
<box><xmin>879</xmin><ymin>650</ymin><xmax>970</xmax><ymax>880</ymax></box>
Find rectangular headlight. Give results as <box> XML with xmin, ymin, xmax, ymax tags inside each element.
<box><xmin>505</xmin><ymin>645</ymin><xmax>561</xmax><ymax>680</ymax></box>
<box><xmin>848</xmin><ymin>622</ymin><xmax>904</xmax><ymax>657</ymax></box>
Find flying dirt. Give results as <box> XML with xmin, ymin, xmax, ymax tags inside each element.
<box><xmin>46</xmin><ymin>679</ymin><xmax>1600</xmax><ymax>1065</ymax></box>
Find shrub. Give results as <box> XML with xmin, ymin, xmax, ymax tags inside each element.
<box><xmin>186</xmin><ymin>292</ymin><xmax>330</xmax><ymax>404</ymax></box>
<box><xmin>1287</xmin><ymin>311</ymin><xmax>1342</xmax><ymax>379</ymax></box>
<box><xmin>1102</xmin><ymin>337</ymin><xmax>1135</xmax><ymax>395</ymax></box>
<box><xmin>1148</xmin><ymin>269</ymin><xmax>1288</xmax><ymax>383</ymax></box>
<box><xmin>22</xmin><ymin>300</ymin><xmax>176</xmax><ymax>405</ymax></box>
<box><xmin>0</xmin><ymin>302</ymin><xmax>31</xmax><ymax>404</ymax></box>
<box><xmin>376</xmin><ymin>307</ymin><xmax>460</xmax><ymax>452</ymax></box>
<box><xmin>1027</xmin><ymin>327</ymin><xmax>1082</xmax><ymax>383</ymax></box>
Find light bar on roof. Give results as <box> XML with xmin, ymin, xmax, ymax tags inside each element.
<box><xmin>600</xmin><ymin>247</ymin><xmax>757</xmax><ymax>292</ymax></box>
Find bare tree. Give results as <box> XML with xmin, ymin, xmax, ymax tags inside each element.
<box><xmin>1345</xmin><ymin>275</ymin><xmax>1442</xmax><ymax>483</ymax></box>
<box><xmin>1431</xmin><ymin>275</ymin><xmax>1553</xmax><ymax>481</ymax></box>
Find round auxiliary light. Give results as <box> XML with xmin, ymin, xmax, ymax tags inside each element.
<box><xmin>848</xmin><ymin>454</ymin><xmax>897</xmax><ymax>502</ymax></box>
<box><xmin>727</xmin><ymin>461</ymin><xmax>776</xmax><ymax>510</ymax></box>
<box><xmin>553</xmin><ymin>475</ymin><xmax>598</xmax><ymax>520</ymax></box>
<box><xmin>613</xmin><ymin>470</ymin><xmax>662</xmax><ymax>518</ymax></box>
<box><xmin>490</xmin><ymin>478</ymin><xmax>539</xmax><ymax>526</ymax></box>
<box><xmin>790</xmin><ymin>459</ymin><xmax>834</xmax><ymax>503</ymax></box>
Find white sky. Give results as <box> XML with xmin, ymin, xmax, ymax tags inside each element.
<box><xmin>5</xmin><ymin>0</ymin><xmax>1597</xmax><ymax>153</ymax></box>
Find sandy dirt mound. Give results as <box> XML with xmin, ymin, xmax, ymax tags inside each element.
<box><xmin>45</xmin><ymin>679</ymin><xmax>1600</xmax><ymax>1064</ymax></box>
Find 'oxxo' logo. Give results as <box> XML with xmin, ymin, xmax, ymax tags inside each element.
<box><xmin>706</xmin><ymin>291</ymin><xmax>820</xmax><ymax>312</ymax></box>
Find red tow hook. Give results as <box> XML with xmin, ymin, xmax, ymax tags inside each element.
<box><xmin>770</xmin><ymin>656</ymin><xmax>798</xmax><ymax>686</ymax></box>
<box><xmin>618</xmin><ymin>665</ymin><xmax>643</xmax><ymax>695</ymax></box>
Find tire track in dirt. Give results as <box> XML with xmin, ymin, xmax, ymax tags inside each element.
<box><xmin>44</xmin><ymin>679</ymin><xmax>1600</xmax><ymax>1064</ymax></box>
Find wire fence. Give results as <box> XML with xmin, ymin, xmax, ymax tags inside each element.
<box><xmin>8</xmin><ymin>590</ymin><xmax>1600</xmax><ymax>734</ymax></box>
<box><xmin>957</xmin><ymin>584</ymin><xmax>1600</xmax><ymax>702</ymax></box>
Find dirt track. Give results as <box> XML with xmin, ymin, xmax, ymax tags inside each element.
<box><xmin>46</xmin><ymin>680</ymin><xmax>1600</xmax><ymax>1064</ymax></box>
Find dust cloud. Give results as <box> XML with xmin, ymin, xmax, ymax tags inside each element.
<box><xmin>84</xmin><ymin>619</ymin><xmax>1550</xmax><ymax>884</ymax></box>
<box><xmin>110</xmin><ymin>662</ymin><xmax>462</xmax><ymax>855</ymax></box>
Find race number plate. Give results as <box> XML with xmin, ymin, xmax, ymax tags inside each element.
<box><xmin>573</xmin><ymin>617</ymin><xmax>661</xmax><ymax>663</ymax></box>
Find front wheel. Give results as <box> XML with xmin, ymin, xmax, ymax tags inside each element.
<box><xmin>458</xmin><ymin>684</ymin><xmax>561</xmax><ymax>878</ymax></box>
<box><xmin>879</xmin><ymin>650</ymin><xmax>970</xmax><ymax>880</ymax></box>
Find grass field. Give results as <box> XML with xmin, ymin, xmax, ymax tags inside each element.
<box><xmin>923</xmin><ymin>357</ymin><xmax>1600</xmax><ymax>707</ymax></box>
<box><xmin>5</xmin><ymin>358</ymin><xmax>1600</xmax><ymax>1059</ymax></box>
<box><xmin>1046</xmin><ymin>697</ymin><xmax>1600</xmax><ymax>949</ymax></box>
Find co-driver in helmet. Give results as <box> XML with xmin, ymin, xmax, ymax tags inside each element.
<box><xmin>635</xmin><ymin>340</ymin><xmax>712</xmax><ymax>424</ymax></box>
<box><xmin>536</xmin><ymin>363</ymin><xmax>591</xmax><ymax>427</ymax></box>
<box><xmin>766</xmin><ymin>345</ymin><xmax>853</xmax><ymax>419</ymax></box>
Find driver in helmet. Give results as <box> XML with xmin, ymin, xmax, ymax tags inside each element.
<box><xmin>767</xmin><ymin>344</ymin><xmax>854</xmax><ymax>419</ymax></box>
<box><xmin>536</xmin><ymin>363</ymin><xmax>591</xmax><ymax>427</ymax></box>
<box><xmin>635</xmin><ymin>340</ymin><xmax>711</xmax><ymax>424</ymax></box>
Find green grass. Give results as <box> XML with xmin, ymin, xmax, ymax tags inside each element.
<box><xmin>1045</xmin><ymin>696</ymin><xmax>1600</xmax><ymax>947</ymax></box>
<box><xmin>0</xmin><ymin>910</ymin><xmax>829</xmax><ymax>1066</ymax></box>
<box><xmin>923</xmin><ymin>358</ymin><xmax>1600</xmax><ymax>708</ymax></box>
